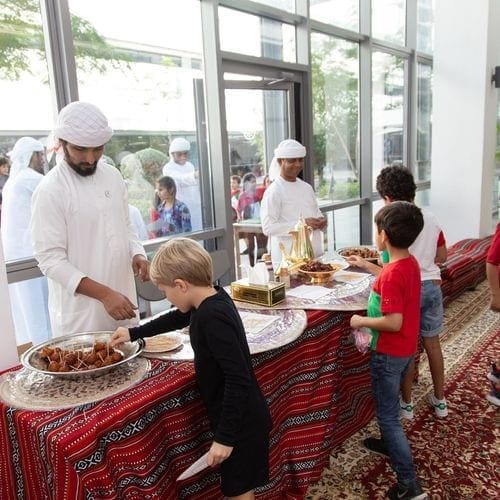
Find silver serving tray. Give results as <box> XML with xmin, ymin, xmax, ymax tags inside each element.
<box><xmin>20</xmin><ymin>331</ymin><xmax>143</xmax><ymax>379</ymax></box>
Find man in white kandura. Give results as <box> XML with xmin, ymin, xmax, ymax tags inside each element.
<box><xmin>1</xmin><ymin>137</ymin><xmax>52</xmax><ymax>345</ymax></box>
<box><xmin>261</xmin><ymin>139</ymin><xmax>327</xmax><ymax>267</ymax></box>
<box><xmin>162</xmin><ymin>137</ymin><xmax>202</xmax><ymax>231</ymax></box>
<box><xmin>31</xmin><ymin>102</ymin><xmax>149</xmax><ymax>337</ymax></box>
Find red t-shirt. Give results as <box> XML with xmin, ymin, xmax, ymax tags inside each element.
<box><xmin>368</xmin><ymin>255</ymin><xmax>421</xmax><ymax>357</ymax></box>
<box><xmin>486</xmin><ymin>223</ymin><xmax>500</xmax><ymax>265</ymax></box>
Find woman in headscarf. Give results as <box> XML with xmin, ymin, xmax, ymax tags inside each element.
<box><xmin>1</xmin><ymin>137</ymin><xmax>52</xmax><ymax>345</ymax></box>
<box><xmin>162</xmin><ymin>138</ymin><xmax>202</xmax><ymax>231</ymax></box>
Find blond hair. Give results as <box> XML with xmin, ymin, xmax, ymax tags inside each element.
<box><xmin>150</xmin><ymin>237</ymin><xmax>213</xmax><ymax>286</ymax></box>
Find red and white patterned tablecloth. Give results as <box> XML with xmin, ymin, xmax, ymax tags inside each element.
<box><xmin>0</xmin><ymin>309</ymin><xmax>374</xmax><ymax>500</ymax></box>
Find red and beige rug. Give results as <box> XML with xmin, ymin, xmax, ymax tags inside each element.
<box><xmin>306</xmin><ymin>281</ymin><xmax>499</xmax><ymax>500</ymax></box>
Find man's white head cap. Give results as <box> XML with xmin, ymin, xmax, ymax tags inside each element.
<box><xmin>169</xmin><ymin>137</ymin><xmax>190</xmax><ymax>154</ymax></box>
<box><xmin>274</xmin><ymin>139</ymin><xmax>306</xmax><ymax>159</ymax></box>
<box><xmin>7</xmin><ymin>137</ymin><xmax>44</xmax><ymax>178</ymax></box>
<box><xmin>54</xmin><ymin>101</ymin><xmax>113</xmax><ymax>148</ymax></box>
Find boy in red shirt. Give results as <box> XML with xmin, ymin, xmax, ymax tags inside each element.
<box><xmin>486</xmin><ymin>223</ymin><xmax>500</xmax><ymax>406</ymax></box>
<box><xmin>350</xmin><ymin>201</ymin><xmax>427</xmax><ymax>500</ymax></box>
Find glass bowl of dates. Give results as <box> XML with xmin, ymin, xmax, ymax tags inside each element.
<box><xmin>298</xmin><ymin>260</ymin><xmax>343</xmax><ymax>284</ymax></box>
<box><xmin>20</xmin><ymin>331</ymin><xmax>143</xmax><ymax>379</ymax></box>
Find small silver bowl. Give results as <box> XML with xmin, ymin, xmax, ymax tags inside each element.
<box><xmin>20</xmin><ymin>331</ymin><xmax>143</xmax><ymax>379</ymax></box>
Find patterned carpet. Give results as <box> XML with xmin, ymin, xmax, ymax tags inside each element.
<box><xmin>306</xmin><ymin>281</ymin><xmax>500</xmax><ymax>500</ymax></box>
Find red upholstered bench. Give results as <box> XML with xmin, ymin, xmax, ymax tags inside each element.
<box><xmin>440</xmin><ymin>236</ymin><xmax>493</xmax><ymax>305</ymax></box>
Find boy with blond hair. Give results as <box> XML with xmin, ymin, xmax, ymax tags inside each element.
<box><xmin>111</xmin><ymin>238</ymin><xmax>271</xmax><ymax>500</ymax></box>
<box><xmin>350</xmin><ymin>202</ymin><xmax>427</xmax><ymax>500</ymax></box>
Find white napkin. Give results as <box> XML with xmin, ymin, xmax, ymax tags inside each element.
<box><xmin>239</xmin><ymin>312</ymin><xmax>279</xmax><ymax>335</ymax></box>
<box><xmin>247</xmin><ymin>262</ymin><xmax>270</xmax><ymax>286</ymax></box>
<box><xmin>177</xmin><ymin>452</ymin><xmax>210</xmax><ymax>481</ymax></box>
<box><xmin>286</xmin><ymin>285</ymin><xmax>332</xmax><ymax>300</ymax></box>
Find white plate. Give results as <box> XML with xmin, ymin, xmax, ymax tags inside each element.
<box><xmin>325</xmin><ymin>259</ymin><xmax>350</xmax><ymax>272</ymax></box>
<box><xmin>143</xmin><ymin>333</ymin><xmax>184</xmax><ymax>353</ymax></box>
<box><xmin>334</xmin><ymin>270</ymin><xmax>371</xmax><ymax>284</ymax></box>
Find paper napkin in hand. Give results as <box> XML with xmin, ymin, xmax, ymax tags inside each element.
<box><xmin>177</xmin><ymin>452</ymin><xmax>210</xmax><ymax>481</ymax></box>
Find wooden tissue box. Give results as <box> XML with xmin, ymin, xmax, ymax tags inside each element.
<box><xmin>230</xmin><ymin>279</ymin><xmax>286</xmax><ymax>307</ymax></box>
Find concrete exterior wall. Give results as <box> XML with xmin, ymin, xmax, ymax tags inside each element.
<box><xmin>431</xmin><ymin>0</ymin><xmax>500</xmax><ymax>243</ymax></box>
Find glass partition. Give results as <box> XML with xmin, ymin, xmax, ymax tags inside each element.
<box><xmin>311</xmin><ymin>33</ymin><xmax>360</xmax><ymax>202</ymax></box>
<box><xmin>372</xmin><ymin>51</ymin><xmax>405</xmax><ymax>188</ymax></box>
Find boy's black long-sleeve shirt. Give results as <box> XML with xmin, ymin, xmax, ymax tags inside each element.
<box><xmin>128</xmin><ymin>287</ymin><xmax>271</xmax><ymax>446</ymax></box>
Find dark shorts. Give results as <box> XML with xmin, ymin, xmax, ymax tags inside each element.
<box><xmin>420</xmin><ymin>280</ymin><xmax>444</xmax><ymax>338</ymax></box>
<box><xmin>220</xmin><ymin>431</ymin><xmax>270</xmax><ymax>496</ymax></box>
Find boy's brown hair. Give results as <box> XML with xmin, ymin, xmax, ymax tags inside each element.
<box><xmin>374</xmin><ymin>201</ymin><xmax>424</xmax><ymax>249</ymax></box>
<box><xmin>150</xmin><ymin>237</ymin><xmax>213</xmax><ymax>286</ymax></box>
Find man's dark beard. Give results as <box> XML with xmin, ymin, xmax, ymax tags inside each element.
<box><xmin>62</xmin><ymin>143</ymin><xmax>98</xmax><ymax>177</ymax></box>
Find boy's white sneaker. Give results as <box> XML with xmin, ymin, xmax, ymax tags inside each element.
<box><xmin>427</xmin><ymin>393</ymin><xmax>448</xmax><ymax>417</ymax></box>
<box><xmin>399</xmin><ymin>397</ymin><xmax>414</xmax><ymax>420</ymax></box>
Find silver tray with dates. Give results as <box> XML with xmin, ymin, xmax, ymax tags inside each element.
<box><xmin>20</xmin><ymin>331</ymin><xmax>143</xmax><ymax>379</ymax></box>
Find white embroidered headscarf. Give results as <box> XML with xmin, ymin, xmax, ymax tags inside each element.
<box><xmin>54</xmin><ymin>101</ymin><xmax>113</xmax><ymax>147</ymax></box>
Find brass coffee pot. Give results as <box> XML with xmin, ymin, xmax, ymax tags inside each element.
<box><xmin>289</xmin><ymin>215</ymin><xmax>314</xmax><ymax>262</ymax></box>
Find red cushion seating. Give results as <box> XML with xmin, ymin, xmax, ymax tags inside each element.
<box><xmin>440</xmin><ymin>235</ymin><xmax>493</xmax><ymax>305</ymax></box>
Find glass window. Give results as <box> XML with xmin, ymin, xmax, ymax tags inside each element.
<box><xmin>310</xmin><ymin>0</ymin><xmax>359</xmax><ymax>32</ymax></box>
<box><xmin>249</xmin><ymin>0</ymin><xmax>295</xmax><ymax>12</ymax></box>
<box><xmin>372</xmin><ymin>198</ymin><xmax>384</xmax><ymax>216</ymax></box>
<box><xmin>0</xmin><ymin>2</ymin><xmax>54</xmax><ymax>345</ymax></box>
<box><xmin>219</xmin><ymin>7</ymin><xmax>296</xmax><ymax>63</ymax></box>
<box><xmin>324</xmin><ymin>206</ymin><xmax>360</xmax><ymax>250</ymax></box>
<box><xmin>224</xmin><ymin>85</ymin><xmax>289</xmax><ymax>270</ymax></box>
<box><xmin>225</xmin><ymin>88</ymin><xmax>288</xmax><ymax>179</ymax></box>
<box><xmin>311</xmin><ymin>33</ymin><xmax>360</xmax><ymax>202</ymax></box>
<box><xmin>372</xmin><ymin>0</ymin><xmax>406</xmax><ymax>46</ymax></box>
<box><xmin>0</xmin><ymin>4</ymin><xmax>53</xmax><ymax>152</ymax></box>
<box><xmin>372</xmin><ymin>51</ymin><xmax>405</xmax><ymax>188</ymax></box>
<box><xmin>417</xmin><ymin>0</ymin><xmax>434</xmax><ymax>54</ymax></box>
<box><xmin>415</xmin><ymin>188</ymin><xmax>431</xmax><ymax>208</ymax></box>
<box><xmin>68</xmin><ymin>0</ymin><xmax>207</xmax><ymax>234</ymax></box>
<box><xmin>416</xmin><ymin>63</ymin><xmax>432</xmax><ymax>182</ymax></box>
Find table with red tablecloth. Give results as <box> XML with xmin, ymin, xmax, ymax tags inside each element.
<box><xmin>0</xmin><ymin>309</ymin><xmax>374</xmax><ymax>499</ymax></box>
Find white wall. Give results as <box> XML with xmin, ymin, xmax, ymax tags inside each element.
<box><xmin>0</xmin><ymin>235</ymin><xmax>19</xmax><ymax>371</ymax></box>
<box><xmin>431</xmin><ymin>0</ymin><xmax>500</xmax><ymax>244</ymax></box>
